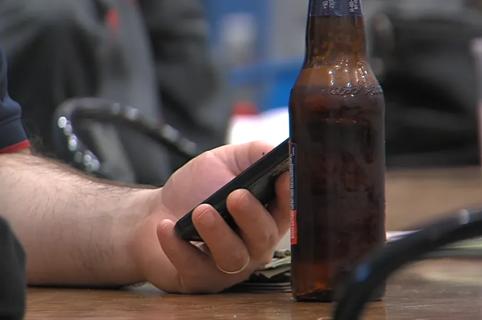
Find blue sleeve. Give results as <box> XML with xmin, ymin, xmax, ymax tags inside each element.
<box><xmin>0</xmin><ymin>50</ymin><xmax>29</xmax><ymax>151</ymax></box>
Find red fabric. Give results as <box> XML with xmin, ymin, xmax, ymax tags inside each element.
<box><xmin>106</xmin><ymin>8</ymin><xmax>120</xmax><ymax>33</ymax></box>
<box><xmin>0</xmin><ymin>140</ymin><xmax>31</xmax><ymax>154</ymax></box>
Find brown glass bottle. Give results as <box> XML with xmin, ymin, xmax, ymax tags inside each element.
<box><xmin>289</xmin><ymin>0</ymin><xmax>386</xmax><ymax>302</ymax></box>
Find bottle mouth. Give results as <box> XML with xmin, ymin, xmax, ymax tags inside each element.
<box><xmin>308</xmin><ymin>0</ymin><xmax>363</xmax><ymax>17</ymax></box>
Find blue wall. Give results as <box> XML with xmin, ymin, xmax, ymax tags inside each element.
<box><xmin>203</xmin><ymin>0</ymin><xmax>269</xmax><ymax>58</ymax></box>
<box><xmin>203</xmin><ymin>0</ymin><xmax>303</xmax><ymax>111</ymax></box>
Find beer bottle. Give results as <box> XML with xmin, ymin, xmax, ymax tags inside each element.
<box><xmin>289</xmin><ymin>0</ymin><xmax>386</xmax><ymax>301</ymax></box>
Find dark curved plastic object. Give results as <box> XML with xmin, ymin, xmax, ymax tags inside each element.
<box><xmin>333</xmin><ymin>208</ymin><xmax>482</xmax><ymax>320</ymax></box>
<box><xmin>52</xmin><ymin>97</ymin><xmax>199</xmax><ymax>175</ymax></box>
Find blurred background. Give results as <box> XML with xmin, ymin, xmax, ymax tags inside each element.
<box><xmin>207</xmin><ymin>0</ymin><xmax>482</xmax><ymax>106</ymax></box>
<box><xmin>1</xmin><ymin>0</ymin><xmax>482</xmax><ymax>185</ymax></box>
<box><xmin>206</xmin><ymin>0</ymin><xmax>482</xmax><ymax>167</ymax></box>
<box><xmin>204</xmin><ymin>0</ymin><xmax>306</xmax><ymax>112</ymax></box>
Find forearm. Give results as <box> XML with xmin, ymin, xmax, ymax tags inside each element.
<box><xmin>0</xmin><ymin>153</ymin><xmax>157</xmax><ymax>287</ymax></box>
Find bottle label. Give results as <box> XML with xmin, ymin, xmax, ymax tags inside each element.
<box><xmin>291</xmin><ymin>210</ymin><xmax>298</xmax><ymax>246</ymax></box>
<box><xmin>289</xmin><ymin>141</ymin><xmax>298</xmax><ymax>246</ymax></box>
<box><xmin>310</xmin><ymin>0</ymin><xmax>362</xmax><ymax>17</ymax></box>
<box><xmin>289</xmin><ymin>141</ymin><xmax>297</xmax><ymax>211</ymax></box>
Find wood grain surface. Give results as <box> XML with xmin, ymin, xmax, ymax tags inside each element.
<box><xmin>26</xmin><ymin>168</ymin><xmax>482</xmax><ymax>319</ymax></box>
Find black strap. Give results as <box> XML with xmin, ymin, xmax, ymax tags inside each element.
<box><xmin>333</xmin><ymin>208</ymin><xmax>482</xmax><ymax>320</ymax></box>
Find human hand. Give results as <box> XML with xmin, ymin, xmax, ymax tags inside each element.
<box><xmin>131</xmin><ymin>141</ymin><xmax>290</xmax><ymax>293</ymax></box>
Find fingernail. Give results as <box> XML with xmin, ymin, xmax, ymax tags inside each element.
<box><xmin>159</xmin><ymin>219</ymin><xmax>173</xmax><ymax>229</ymax></box>
<box><xmin>196</xmin><ymin>205</ymin><xmax>215</xmax><ymax>227</ymax></box>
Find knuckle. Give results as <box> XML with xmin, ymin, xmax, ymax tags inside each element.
<box><xmin>259</xmin><ymin>229</ymin><xmax>278</xmax><ymax>248</ymax></box>
<box><xmin>249</xmin><ymin>231</ymin><xmax>277</xmax><ymax>262</ymax></box>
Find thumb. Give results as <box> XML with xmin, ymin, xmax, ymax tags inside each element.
<box><xmin>213</xmin><ymin>141</ymin><xmax>274</xmax><ymax>175</ymax></box>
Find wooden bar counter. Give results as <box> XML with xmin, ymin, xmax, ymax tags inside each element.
<box><xmin>26</xmin><ymin>168</ymin><xmax>482</xmax><ymax>319</ymax></box>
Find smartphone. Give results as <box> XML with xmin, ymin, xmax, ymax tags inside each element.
<box><xmin>174</xmin><ymin>138</ymin><xmax>290</xmax><ymax>241</ymax></box>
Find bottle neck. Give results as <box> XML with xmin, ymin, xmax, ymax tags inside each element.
<box><xmin>304</xmin><ymin>0</ymin><xmax>367</xmax><ymax>66</ymax></box>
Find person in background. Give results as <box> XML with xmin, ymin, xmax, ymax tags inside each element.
<box><xmin>0</xmin><ymin>0</ymin><xmax>230</xmax><ymax>185</ymax></box>
<box><xmin>0</xmin><ymin>49</ymin><xmax>289</xmax><ymax>311</ymax></box>
<box><xmin>365</xmin><ymin>0</ymin><xmax>482</xmax><ymax>167</ymax></box>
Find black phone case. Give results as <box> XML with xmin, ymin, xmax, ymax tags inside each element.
<box><xmin>174</xmin><ymin>138</ymin><xmax>290</xmax><ymax>241</ymax></box>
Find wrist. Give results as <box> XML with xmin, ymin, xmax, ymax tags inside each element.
<box><xmin>126</xmin><ymin>189</ymin><xmax>168</xmax><ymax>283</ymax></box>
<box><xmin>117</xmin><ymin>188</ymin><xmax>160</xmax><ymax>285</ymax></box>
